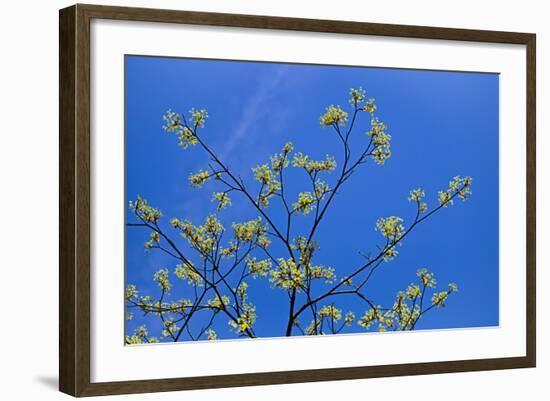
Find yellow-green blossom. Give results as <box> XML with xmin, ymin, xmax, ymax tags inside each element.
<box><xmin>344</xmin><ymin>311</ymin><xmax>355</xmax><ymax>326</ymax></box>
<box><xmin>177</xmin><ymin>215</ymin><xmax>224</xmax><ymax>257</ymax></box>
<box><xmin>229</xmin><ymin>304</ymin><xmax>256</xmax><ymax>333</ymax></box>
<box><xmin>233</xmin><ymin>217</ymin><xmax>266</xmax><ymax>243</ymax></box>
<box><xmin>368</xmin><ymin>117</ymin><xmax>391</xmax><ymax>165</ymax></box>
<box><xmin>438</xmin><ymin>190</ymin><xmax>453</xmax><ymax>207</ymax></box>
<box><xmin>212</xmin><ymin>191</ymin><xmax>231</xmax><ymax>210</ymax></box>
<box><xmin>320</xmin><ymin>105</ymin><xmax>348</xmax><ymax>126</ymax></box>
<box><xmin>349</xmin><ymin>87</ymin><xmax>366</xmax><ymax>105</ymax></box>
<box><xmin>408</xmin><ymin>188</ymin><xmax>428</xmax><ymax>213</ymax></box>
<box><xmin>257</xmin><ymin>235</ymin><xmax>271</xmax><ymax>249</ymax></box>
<box><xmin>126</xmin><ymin>325</ymin><xmax>150</xmax><ymax>344</ymax></box>
<box><xmin>189</xmin><ymin>169</ymin><xmax>212</xmax><ymax>188</ymax></box>
<box><xmin>252</xmin><ymin>164</ymin><xmax>281</xmax><ymax>207</ymax></box>
<box><xmin>292</xmin><ymin>152</ymin><xmax>337</xmax><ymax>174</ymax></box>
<box><xmin>208</xmin><ymin>295</ymin><xmax>231</xmax><ymax>310</ymax></box>
<box><xmin>417</xmin><ymin>268</ymin><xmax>437</xmax><ymax>288</ymax></box>
<box><xmin>358</xmin><ymin>307</ymin><xmax>380</xmax><ymax>330</ymax></box>
<box><xmin>246</xmin><ymin>257</ymin><xmax>272</xmax><ymax>278</ymax></box>
<box><xmin>252</xmin><ymin>164</ymin><xmax>276</xmax><ymax>185</ymax></box>
<box><xmin>162</xmin><ymin>109</ymin><xmax>198</xmax><ymax>148</ymax></box>
<box><xmin>318</xmin><ymin>305</ymin><xmax>342</xmax><ymax>322</ymax></box>
<box><xmin>129</xmin><ymin>196</ymin><xmax>162</xmax><ymax>223</ymax></box>
<box><xmin>314</xmin><ymin>180</ymin><xmax>330</xmax><ymax>200</ymax></box>
<box><xmin>144</xmin><ymin>230</ymin><xmax>160</xmax><ymax>249</ymax></box>
<box><xmin>170</xmin><ymin>299</ymin><xmax>193</xmax><ymax>314</ymax></box>
<box><xmin>125</xmin><ymin>284</ymin><xmax>138</xmax><ymax>300</ymax></box>
<box><xmin>363</xmin><ymin>98</ymin><xmax>377</xmax><ymax>114</ymax></box>
<box><xmin>293</xmin><ymin>192</ymin><xmax>316</xmax><ymax>215</ymax></box>
<box><xmin>270</xmin><ymin>258</ymin><xmax>304</xmax><ymax>290</ymax></box>
<box><xmin>438</xmin><ymin>176</ymin><xmax>473</xmax><ymax>206</ymax></box>
<box><xmin>174</xmin><ymin>262</ymin><xmax>203</xmax><ymax>286</ymax></box>
<box><xmin>450</xmin><ymin>176</ymin><xmax>473</xmax><ymax>200</ymax></box>
<box><xmin>405</xmin><ymin>284</ymin><xmax>421</xmax><ymax>300</ymax></box>
<box><xmin>220</xmin><ymin>242</ymin><xmax>237</xmax><ymax>258</ymax></box>
<box><xmin>153</xmin><ymin>269</ymin><xmax>171</xmax><ymax>292</ymax></box>
<box><xmin>432</xmin><ymin>291</ymin><xmax>449</xmax><ymax>307</ymax></box>
<box><xmin>448</xmin><ymin>282</ymin><xmax>459</xmax><ymax>292</ymax></box>
<box><xmin>189</xmin><ymin>107</ymin><xmax>208</xmax><ymax>128</ymax></box>
<box><xmin>207</xmin><ymin>329</ymin><xmax>217</xmax><ymax>341</ymax></box>
<box><xmin>270</xmin><ymin>141</ymin><xmax>294</xmax><ymax>172</ymax></box>
<box><xmin>376</xmin><ymin>216</ymin><xmax>405</xmax><ymax>242</ymax></box>
<box><xmin>310</xmin><ymin>265</ymin><xmax>336</xmax><ymax>284</ymax></box>
<box><xmin>162</xmin><ymin>318</ymin><xmax>179</xmax><ymax>338</ymax></box>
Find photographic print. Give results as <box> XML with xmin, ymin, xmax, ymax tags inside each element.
<box><xmin>124</xmin><ymin>55</ymin><xmax>499</xmax><ymax>344</ymax></box>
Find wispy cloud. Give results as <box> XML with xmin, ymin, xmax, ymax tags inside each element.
<box><xmin>218</xmin><ymin>66</ymin><xmax>290</xmax><ymax>162</ymax></box>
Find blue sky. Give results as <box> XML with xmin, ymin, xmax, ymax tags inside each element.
<box><xmin>125</xmin><ymin>55</ymin><xmax>499</xmax><ymax>342</ymax></box>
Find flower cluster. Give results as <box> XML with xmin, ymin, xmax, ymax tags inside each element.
<box><xmin>320</xmin><ymin>105</ymin><xmax>348</xmax><ymax>126</ymax></box>
<box><xmin>405</xmin><ymin>284</ymin><xmax>421</xmax><ymax>300</ymax></box>
<box><xmin>318</xmin><ymin>305</ymin><xmax>342</xmax><ymax>322</ymax></box>
<box><xmin>246</xmin><ymin>257</ymin><xmax>272</xmax><ymax>279</ymax></box>
<box><xmin>363</xmin><ymin>98</ymin><xmax>377</xmax><ymax>114</ymax></box>
<box><xmin>368</xmin><ymin>117</ymin><xmax>392</xmax><ymax>165</ymax></box>
<box><xmin>293</xmin><ymin>192</ymin><xmax>316</xmax><ymax>215</ymax></box>
<box><xmin>349</xmin><ymin>87</ymin><xmax>366</xmax><ymax>104</ymax></box>
<box><xmin>129</xmin><ymin>196</ymin><xmax>162</xmax><ymax>223</ymax></box>
<box><xmin>448</xmin><ymin>282</ymin><xmax>459</xmax><ymax>292</ymax></box>
<box><xmin>162</xmin><ymin>318</ymin><xmax>179</xmax><ymax>338</ymax></box>
<box><xmin>188</xmin><ymin>169</ymin><xmax>212</xmax><ymax>188</ymax></box>
<box><xmin>252</xmin><ymin>164</ymin><xmax>276</xmax><ymax>185</ymax></box>
<box><xmin>169</xmin><ymin>299</ymin><xmax>193</xmax><ymax>314</ymax></box>
<box><xmin>357</xmin><ymin>307</ymin><xmax>381</xmax><ymax>330</ymax></box>
<box><xmin>125</xmin><ymin>325</ymin><xmax>159</xmax><ymax>345</ymax></box>
<box><xmin>392</xmin><ymin>295</ymin><xmax>420</xmax><ymax>330</ymax></box>
<box><xmin>314</xmin><ymin>180</ymin><xmax>330</xmax><ymax>200</ymax></box>
<box><xmin>125</xmin><ymin>284</ymin><xmax>138</xmax><ymax>300</ymax></box>
<box><xmin>229</xmin><ymin>304</ymin><xmax>256</xmax><ymax>333</ymax></box>
<box><xmin>375</xmin><ymin>216</ymin><xmax>405</xmax><ymax>243</ymax></box>
<box><xmin>270</xmin><ymin>141</ymin><xmax>294</xmax><ymax>172</ymax></box>
<box><xmin>438</xmin><ymin>176</ymin><xmax>473</xmax><ymax>207</ymax></box>
<box><xmin>417</xmin><ymin>268</ymin><xmax>437</xmax><ymax>288</ymax></box>
<box><xmin>431</xmin><ymin>291</ymin><xmax>449</xmax><ymax>307</ymax></box>
<box><xmin>408</xmin><ymin>188</ymin><xmax>428</xmax><ymax>214</ymax></box>
<box><xmin>292</xmin><ymin>152</ymin><xmax>337</xmax><ymax>174</ymax></box>
<box><xmin>270</xmin><ymin>258</ymin><xmax>305</xmax><ymax>290</ymax></box>
<box><xmin>153</xmin><ymin>268</ymin><xmax>171</xmax><ymax>292</ymax></box>
<box><xmin>212</xmin><ymin>191</ymin><xmax>231</xmax><ymax>210</ymax></box>
<box><xmin>174</xmin><ymin>215</ymin><xmax>224</xmax><ymax>257</ymax></box>
<box><xmin>189</xmin><ymin>108</ymin><xmax>208</xmax><ymax>128</ymax></box>
<box><xmin>356</xmin><ymin>269</ymin><xmax>458</xmax><ymax>332</ymax></box>
<box><xmin>207</xmin><ymin>329</ymin><xmax>217</xmax><ymax>341</ymax></box>
<box><xmin>348</xmin><ymin>87</ymin><xmax>376</xmax><ymax>113</ymax></box>
<box><xmin>144</xmin><ymin>230</ymin><xmax>160</xmax><ymax>249</ymax></box>
<box><xmin>220</xmin><ymin>242</ymin><xmax>238</xmax><ymax>258</ymax></box>
<box><xmin>208</xmin><ymin>295</ymin><xmax>231</xmax><ymax>310</ymax></box>
<box><xmin>450</xmin><ymin>176</ymin><xmax>473</xmax><ymax>200</ymax></box>
<box><xmin>174</xmin><ymin>262</ymin><xmax>203</xmax><ymax>286</ymax></box>
<box><xmin>375</xmin><ymin>216</ymin><xmax>405</xmax><ymax>262</ymax></box>
<box><xmin>309</xmin><ymin>265</ymin><xmax>336</xmax><ymax>284</ymax></box>
<box><xmin>232</xmin><ymin>217</ymin><xmax>269</xmax><ymax>246</ymax></box>
<box><xmin>162</xmin><ymin>109</ymin><xmax>199</xmax><ymax>149</ymax></box>
<box><xmin>344</xmin><ymin>311</ymin><xmax>355</xmax><ymax>326</ymax></box>
<box><xmin>252</xmin><ymin>164</ymin><xmax>281</xmax><ymax>207</ymax></box>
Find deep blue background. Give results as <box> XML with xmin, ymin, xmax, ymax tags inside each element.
<box><xmin>125</xmin><ymin>55</ymin><xmax>499</xmax><ymax>341</ymax></box>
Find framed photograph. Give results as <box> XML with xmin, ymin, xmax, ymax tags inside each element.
<box><xmin>59</xmin><ymin>4</ymin><xmax>536</xmax><ymax>397</ymax></box>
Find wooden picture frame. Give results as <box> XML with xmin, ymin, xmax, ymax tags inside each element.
<box><xmin>59</xmin><ymin>3</ymin><xmax>536</xmax><ymax>397</ymax></box>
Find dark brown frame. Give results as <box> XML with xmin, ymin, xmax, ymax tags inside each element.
<box><xmin>59</xmin><ymin>3</ymin><xmax>536</xmax><ymax>397</ymax></box>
